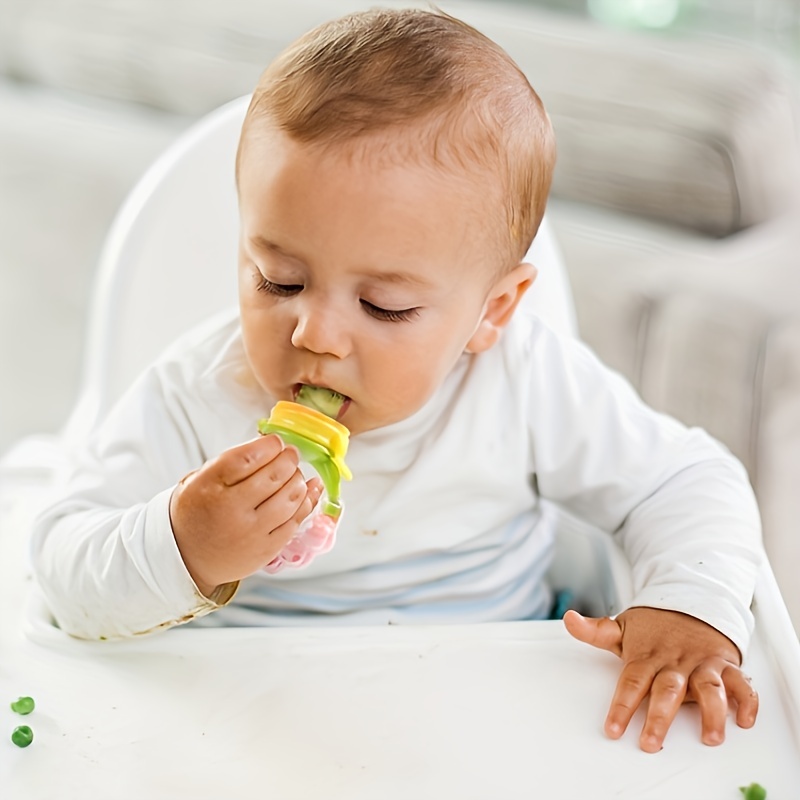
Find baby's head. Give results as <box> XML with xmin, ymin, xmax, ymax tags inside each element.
<box><xmin>236</xmin><ymin>8</ymin><xmax>556</xmax><ymax>435</ymax></box>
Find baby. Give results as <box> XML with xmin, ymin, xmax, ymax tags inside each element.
<box><xmin>32</xmin><ymin>8</ymin><xmax>762</xmax><ymax>753</ymax></box>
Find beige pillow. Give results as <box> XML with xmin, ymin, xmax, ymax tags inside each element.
<box><xmin>474</xmin><ymin>8</ymin><xmax>800</xmax><ymax>236</ymax></box>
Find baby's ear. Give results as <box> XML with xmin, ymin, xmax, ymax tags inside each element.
<box><xmin>466</xmin><ymin>263</ymin><xmax>537</xmax><ymax>354</ymax></box>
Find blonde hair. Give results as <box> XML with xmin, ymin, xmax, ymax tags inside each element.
<box><xmin>238</xmin><ymin>8</ymin><xmax>556</xmax><ymax>267</ymax></box>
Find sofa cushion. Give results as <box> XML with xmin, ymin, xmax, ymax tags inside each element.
<box><xmin>1</xmin><ymin>1</ymin><xmax>798</xmax><ymax>237</ymax></box>
<box><xmin>469</xmin><ymin>6</ymin><xmax>800</xmax><ymax>237</ymax></box>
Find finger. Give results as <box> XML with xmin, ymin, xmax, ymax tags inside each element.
<box><xmin>639</xmin><ymin>668</ymin><xmax>688</xmax><ymax>752</ymax></box>
<box><xmin>305</xmin><ymin>477</ymin><xmax>323</xmax><ymax>509</ymax></box>
<box><xmin>267</xmin><ymin>478</ymin><xmax>324</xmax><ymax>545</ymax></box>
<box><xmin>604</xmin><ymin>659</ymin><xmax>658</xmax><ymax>741</ymax></box>
<box><xmin>255</xmin><ymin>468</ymin><xmax>308</xmax><ymax>520</ymax></box>
<box><xmin>215</xmin><ymin>435</ymin><xmax>287</xmax><ymax>486</ymax></box>
<box><xmin>243</xmin><ymin>448</ymin><xmax>304</xmax><ymax>507</ymax></box>
<box><xmin>688</xmin><ymin>665</ymin><xmax>728</xmax><ymax>746</ymax></box>
<box><xmin>723</xmin><ymin>666</ymin><xmax>759</xmax><ymax>729</ymax></box>
<box><xmin>563</xmin><ymin>610</ymin><xmax>623</xmax><ymax>657</ymax></box>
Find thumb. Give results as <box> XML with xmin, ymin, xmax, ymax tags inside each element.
<box><xmin>563</xmin><ymin>610</ymin><xmax>623</xmax><ymax>657</ymax></box>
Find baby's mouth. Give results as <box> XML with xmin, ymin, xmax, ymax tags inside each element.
<box><xmin>292</xmin><ymin>384</ymin><xmax>351</xmax><ymax>421</ymax></box>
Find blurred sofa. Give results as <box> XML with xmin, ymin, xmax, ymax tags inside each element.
<box><xmin>1</xmin><ymin>0</ymin><xmax>799</xmax><ymax>631</ymax></box>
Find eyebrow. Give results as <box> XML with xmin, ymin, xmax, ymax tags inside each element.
<box><xmin>250</xmin><ymin>236</ymin><xmax>301</xmax><ymax>260</ymax></box>
<box><xmin>249</xmin><ymin>235</ymin><xmax>437</xmax><ymax>289</ymax></box>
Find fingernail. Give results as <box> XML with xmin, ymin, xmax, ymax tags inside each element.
<box><xmin>641</xmin><ymin>735</ymin><xmax>662</xmax><ymax>753</ymax></box>
<box><xmin>606</xmin><ymin>722</ymin><xmax>622</xmax><ymax>738</ymax></box>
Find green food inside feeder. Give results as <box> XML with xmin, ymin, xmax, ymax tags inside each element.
<box><xmin>296</xmin><ymin>385</ymin><xmax>346</xmax><ymax>418</ymax></box>
<box><xmin>740</xmin><ymin>783</ymin><xmax>767</xmax><ymax>800</ymax></box>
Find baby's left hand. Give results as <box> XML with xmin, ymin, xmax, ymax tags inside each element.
<box><xmin>564</xmin><ymin>607</ymin><xmax>759</xmax><ymax>753</ymax></box>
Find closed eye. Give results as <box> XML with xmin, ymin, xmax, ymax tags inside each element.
<box><xmin>256</xmin><ymin>274</ymin><xmax>418</xmax><ymax>321</ymax></box>
<box><xmin>361</xmin><ymin>300</ymin><xmax>419</xmax><ymax>322</ymax></box>
<box><xmin>256</xmin><ymin>276</ymin><xmax>303</xmax><ymax>297</ymax></box>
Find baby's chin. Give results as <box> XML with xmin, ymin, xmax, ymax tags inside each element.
<box><xmin>345</xmin><ymin>400</ymin><xmax>427</xmax><ymax>436</ymax></box>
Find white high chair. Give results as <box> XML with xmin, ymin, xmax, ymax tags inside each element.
<box><xmin>2</xmin><ymin>95</ymin><xmax>799</xmax><ymax>799</ymax></box>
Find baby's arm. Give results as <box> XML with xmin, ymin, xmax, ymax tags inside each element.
<box><xmin>522</xmin><ymin>322</ymin><xmax>764</xmax><ymax>749</ymax></box>
<box><xmin>563</xmin><ymin>430</ymin><xmax>762</xmax><ymax>751</ymax></box>
<box><xmin>30</xmin><ymin>348</ymin><xmax>318</xmax><ymax>639</ymax></box>
<box><xmin>564</xmin><ymin>607</ymin><xmax>758</xmax><ymax>753</ymax></box>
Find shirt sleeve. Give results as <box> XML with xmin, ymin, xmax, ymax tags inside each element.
<box><xmin>524</xmin><ymin>322</ymin><xmax>763</xmax><ymax>655</ymax></box>
<box><xmin>30</xmin><ymin>363</ymin><xmax>238</xmax><ymax>640</ymax></box>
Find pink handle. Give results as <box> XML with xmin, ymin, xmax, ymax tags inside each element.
<box><xmin>263</xmin><ymin>511</ymin><xmax>339</xmax><ymax>574</ymax></box>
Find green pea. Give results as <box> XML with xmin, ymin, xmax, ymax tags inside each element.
<box><xmin>739</xmin><ymin>783</ymin><xmax>767</xmax><ymax>800</ymax></box>
<box><xmin>11</xmin><ymin>725</ymin><xmax>33</xmax><ymax>748</ymax></box>
<box><xmin>10</xmin><ymin>696</ymin><xmax>35</xmax><ymax>715</ymax></box>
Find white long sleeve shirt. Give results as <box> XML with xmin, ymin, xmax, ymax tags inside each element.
<box><xmin>31</xmin><ymin>307</ymin><xmax>763</xmax><ymax>650</ymax></box>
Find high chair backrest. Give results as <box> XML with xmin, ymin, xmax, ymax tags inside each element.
<box><xmin>64</xmin><ymin>97</ymin><xmax>245</xmax><ymax>441</ymax></box>
<box><xmin>64</xmin><ymin>94</ymin><xmax>576</xmax><ymax>442</ymax></box>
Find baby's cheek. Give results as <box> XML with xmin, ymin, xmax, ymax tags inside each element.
<box><xmin>387</xmin><ymin>371</ymin><xmax>442</xmax><ymax>418</ymax></box>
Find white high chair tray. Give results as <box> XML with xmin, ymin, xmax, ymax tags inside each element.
<box><xmin>2</xmin><ymin>477</ymin><xmax>799</xmax><ymax>800</ymax></box>
<box><xmin>1</xmin><ymin>591</ymin><xmax>797</xmax><ymax>799</ymax></box>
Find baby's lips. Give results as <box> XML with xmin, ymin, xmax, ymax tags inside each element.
<box><xmin>335</xmin><ymin>396</ymin><xmax>352</xmax><ymax>421</ymax></box>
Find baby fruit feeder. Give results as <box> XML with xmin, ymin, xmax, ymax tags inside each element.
<box><xmin>257</xmin><ymin>400</ymin><xmax>352</xmax><ymax>573</ymax></box>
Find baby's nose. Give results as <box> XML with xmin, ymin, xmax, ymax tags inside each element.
<box><xmin>291</xmin><ymin>301</ymin><xmax>351</xmax><ymax>358</ymax></box>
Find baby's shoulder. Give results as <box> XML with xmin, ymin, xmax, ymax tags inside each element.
<box><xmin>158</xmin><ymin>307</ymin><xmax>241</xmax><ymax>362</ymax></box>
<box><xmin>502</xmin><ymin>309</ymin><xmax>575</xmax><ymax>369</ymax></box>
<box><xmin>146</xmin><ymin>309</ymin><xmax>267</xmax><ymax>447</ymax></box>
<box><xmin>151</xmin><ymin>309</ymin><xmax>256</xmax><ymax>399</ymax></box>
<box><xmin>499</xmin><ymin>309</ymin><xmax>620</xmax><ymax>406</ymax></box>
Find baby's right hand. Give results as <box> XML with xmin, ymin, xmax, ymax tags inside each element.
<box><xmin>169</xmin><ymin>434</ymin><xmax>322</xmax><ymax>597</ymax></box>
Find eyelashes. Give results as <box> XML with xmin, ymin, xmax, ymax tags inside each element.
<box><xmin>359</xmin><ymin>301</ymin><xmax>419</xmax><ymax>323</ymax></box>
<box><xmin>255</xmin><ymin>275</ymin><xmax>302</xmax><ymax>297</ymax></box>
<box><xmin>255</xmin><ymin>275</ymin><xmax>419</xmax><ymax>323</ymax></box>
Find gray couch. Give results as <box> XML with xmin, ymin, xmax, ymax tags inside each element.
<box><xmin>2</xmin><ymin>0</ymin><xmax>799</xmax><ymax>631</ymax></box>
